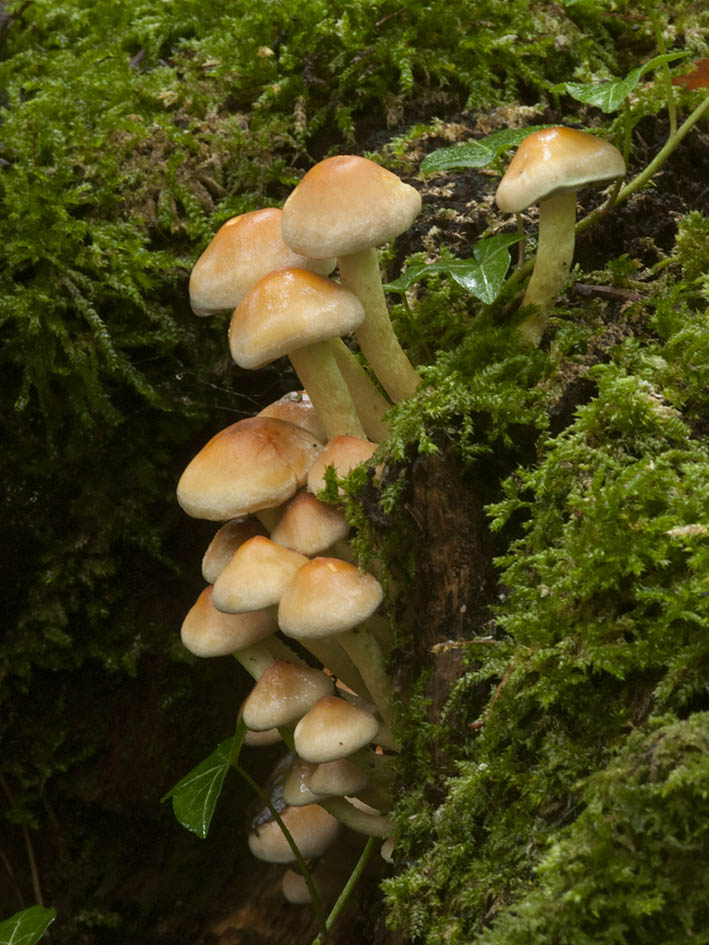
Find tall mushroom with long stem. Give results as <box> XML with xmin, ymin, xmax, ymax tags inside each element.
<box><xmin>189</xmin><ymin>210</ymin><xmax>389</xmax><ymax>435</ymax></box>
<box><xmin>278</xmin><ymin>556</ymin><xmax>394</xmax><ymax>730</ymax></box>
<box><xmin>282</xmin><ymin>155</ymin><xmax>422</xmax><ymax>402</ymax></box>
<box><xmin>495</xmin><ymin>126</ymin><xmax>625</xmax><ymax>346</ymax></box>
<box><xmin>229</xmin><ymin>267</ymin><xmax>369</xmax><ymax>440</ymax></box>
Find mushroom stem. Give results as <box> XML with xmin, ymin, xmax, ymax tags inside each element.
<box><xmin>299</xmin><ymin>636</ymin><xmax>375</xmax><ymax>705</ymax></box>
<box><xmin>288</xmin><ymin>342</ymin><xmax>367</xmax><ymax>440</ymax></box>
<box><xmin>319</xmin><ymin>796</ymin><xmax>393</xmax><ymax>837</ymax></box>
<box><xmin>327</xmin><ymin>338</ymin><xmax>392</xmax><ymax>441</ymax></box>
<box><xmin>234</xmin><ymin>643</ymin><xmax>276</xmax><ymax>681</ymax></box>
<box><xmin>517</xmin><ymin>191</ymin><xmax>577</xmax><ymax>346</ymax></box>
<box><xmin>337</xmin><ymin>626</ymin><xmax>396</xmax><ymax>732</ymax></box>
<box><xmin>265</xmin><ymin>635</ymin><xmax>310</xmax><ymax>668</ymax></box>
<box><xmin>337</xmin><ymin>248</ymin><xmax>420</xmax><ymax>402</ymax></box>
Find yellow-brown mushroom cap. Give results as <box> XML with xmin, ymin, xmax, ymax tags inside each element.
<box><xmin>201</xmin><ymin>517</ymin><xmax>266</xmax><ymax>585</ymax></box>
<box><xmin>180</xmin><ymin>586</ymin><xmax>276</xmax><ymax>658</ymax></box>
<box><xmin>257</xmin><ymin>390</ymin><xmax>328</xmax><ymax>443</ymax></box>
<box><xmin>294</xmin><ymin>695</ymin><xmax>380</xmax><ymax>763</ymax></box>
<box><xmin>495</xmin><ymin>126</ymin><xmax>625</xmax><ymax>214</ymax></box>
<box><xmin>248</xmin><ymin>803</ymin><xmax>340</xmax><ymax>863</ymax></box>
<box><xmin>306</xmin><ymin>435</ymin><xmax>379</xmax><ymax>495</ymax></box>
<box><xmin>212</xmin><ymin>535</ymin><xmax>308</xmax><ymax>614</ymax></box>
<box><xmin>176</xmin><ymin>416</ymin><xmax>323</xmax><ymax>521</ymax></box>
<box><xmin>229</xmin><ymin>267</ymin><xmax>365</xmax><ymax>370</ymax></box>
<box><xmin>281</xmin><ymin>155</ymin><xmax>422</xmax><ymax>259</ymax></box>
<box><xmin>188</xmin><ymin>208</ymin><xmax>335</xmax><ymax>316</ymax></box>
<box><xmin>242</xmin><ymin>660</ymin><xmax>334</xmax><ymax>731</ymax></box>
<box><xmin>270</xmin><ymin>492</ymin><xmax>349</xmax><ymax>557</ymax></box>
<box><xmin>278</xmin><ymin>557</ymin><xmax>384</xmax><ymax>640</ymax></box>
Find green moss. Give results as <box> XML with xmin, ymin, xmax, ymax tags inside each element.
<box><xmin>2</xmin><ymin>0</ymin><xmax>707</xmax><ymax>936</ymax></box>
<box><xmin>384</xmin><ymin>339</ymin><xmax>709</xmax><ymax>942</ymax></box>
<box><xmin>476</xmin><ymin>714</ymin><xmax>709</xmax><ymax>945</ymax></box>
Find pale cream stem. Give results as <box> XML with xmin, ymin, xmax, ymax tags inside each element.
<box><xmin>327</xmin><ymin>337</ymin><xmax>392</xmax><ymax>441</ymax></box>
<box><xmin>338</xmin><ymin>248</ymin><xmax>420</xmax><ymax>402</ymax></box>
<box><xmin>288</xmin><ymin>341</ymin><xmax>366</xmax><ymax>439</ymax></box>
<box><xmin>517</xmin><ymin>191</ymin><xmax>577</xmax><ymax>346</ymax></box>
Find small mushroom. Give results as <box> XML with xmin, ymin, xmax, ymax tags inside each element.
<box><xmin>257</xmin><ymin>390</ymin><xmax>328</xmax><ymax>443</ymax></box>
<box><xmin>294</xmin><ymin>695</ymin><xmax>380</xmax><ymax>764</ymax></box>
<box><xmin>188</xmin><ymin>207</ymin><xmax>334</xmax><ymax>316</ymax></box>
<box><xmin>201</xmin><ymin>517</ymin><xmax>266</xmax><ymax>584</ymax></box>
<box><xmin>282</xmin><ymin>155</ymin><xmax>422</xmax><ymax>402</ymax></box>
<box><xmin>248</xmin><ymin>803</ymin><xmax>340</xmax><ymax>863</ymax></box>
<box><xmin>279</xmin><ymin>557</ymin><xmax>393</xmax><ymax>727</ymax></box>
<box><xmin>496</xmin><ymin>126</ymin><xmax>625</xmax><ymax>345</ymax></box>
<box><xmin>270</xmin><ymin>492</ymin><xmax>350</xmax><ymax>557</ymax></box>
<box><xmin>212</xmin><ymin>536</ymin><xmax>308</xmax><ymax>614</ymax></box>
<box><xmin>282</xmin><ymin>758</ymin><xmax>321</xmax><ymax>807</ymax></box>
<box><xmin>306</xmin><ymin>435</ymin><xmax>379</xmax><ymax>496</ymax></box>
<box><xmin>241</xmin><ymin>660</ymin><xmax>335</xmax><ymax>731</ymax></box>
<box><xmin>229</xmin><ymin>268</ymin><xmax>368</xmax><ymax>440</ymax></box>
<box><xmin>176</xmin><ymin>416</ymin><xmax>323</xmax><ymax>522</ymax></box>
<box><xmin>180</xmin><ymin>586</ymin><xmax>276</xmax><ymax>661</ymax></box>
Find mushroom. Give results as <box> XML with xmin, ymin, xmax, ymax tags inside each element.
<box><xmin>238</xmin><ymin>700</ymin><xmax>282</xmax><ymax>746</ymax></box>
<box><xmin>229</xmin><ymin>267</ymin><xmax>368</xmax><ymax>440</ymax></box>
<box><xmin>257</xmin><ymin>390</ymin><xmax>328</xmax><ymax>443</ymax></box>
<box><xmin>278</xmin><ymin>558</ymin><xmax>393</xmax><ymax>727</ymax></box>
<box><xmin>180</xmin><ymin>586</ymin><xmax>277</xmax><ymax>678</ymax></box>
<box><xmin>201</xmin><ymin>517</ymin><xmax>266</xmax><ymax>584</ymax></box>
<box><xmin>248</xmin><ymin>803</ymin><xmax>341</xmax><ymax>863</ymax></box>
<box><xmin>281</xmin><ymin>155</ymin><xmax>422</xmax><ymax>402</ymax></box>
<box><xmin>176</xmin><ymin>416</ymin><xmax>323</xmax><ymax>522</ymax></box>
<box><xmin>188</xmin><ymin>207</ymin><xmax>334</xmax><ymax>316</ymax></box>
<box><xmin>270</xmin><ymin>493</ymin><xmax>350</xmax><ymax>557</ymax></box>
<box><xmin>212</xmin><ymin>535</ymin><xmax>308</xmax><ymax>614</ymax></box>
<box><xmin>282</xmin><ymin>860</ymin><xmax>344</xmax><ymax>905</ymax></box>
<box><xmin>309</xmin><ymin>759</ymin><xmax>370</xmax><ymax>798</ymax></box>
<box><xmin>294</xmin><ymin>695</ymin><xmax>380</xmax><ymax>764</ymax></box>
<box><xmin>306</xmin><ymin>435</ymin><xmax>379</xmax><ymax>496</ymax></box>
<box><xmin>241</xmin><ymin>659</ymin><xmax>334</xmax><ymax>731</ymax></box>
<box><xmin>180</xmin><ymin>586</ymin><xmax>276</xmax><ymax>659</ymax></box>
<box><xmin>495</xmin><ymin>126</ymin><xmax>625</xmax><ymax>345</ymax></box>
<box><xmin>319</xmin><ymin>796</ymin><xmax>394</xmax><ymax>838</ymax></box>
<box><xmin>282</xmin><ymin>757</ymin><xmax>321</xmax><ymax>807</ymax></box>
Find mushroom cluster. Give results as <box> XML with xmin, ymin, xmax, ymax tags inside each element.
<box><xmin>176</xmin><ymin>154</ymin><xmax>420</xmax><ymax>900</ymax></box>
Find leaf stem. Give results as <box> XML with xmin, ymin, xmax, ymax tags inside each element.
<box><xmin>310</xmin><ymin>836</ymin><xmax>378</xmax><ymax>945</ymax></box>
<box><xmin>232</xmin><ymin>761</ymin><xmax>329</xmax><ymax>942</ymax></box>
<box><xmin>608</xmin><ymin>92</ymin><xmax>709</xmax><ymax>211</ymax></box>
<box><xmin>651</xmin><ymin>12</ymin><xmax>677</xmax><ymax>136</ymax></box>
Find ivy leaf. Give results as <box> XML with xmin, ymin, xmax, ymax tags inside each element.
<box><xmin>420</xmin><ymin>126</ymin><xmax>555</xmax><ymax>175</ymax></box>
<box><xmin>555</xmin><ymin>52</ymin><xmax>691</xmax><ymax>113</ymax></box>
<box><xmin>385</xmin><ymin>233</ymin><xmax>521</xmax><ymax>304</ymax></box>
<box><xmin>0</xmin><ymin>906</ymin><xmax>56</xmax><ymax>945</ymax></box>
<box><xmin>162</xmin><ymin>724</ymin><xmax>245</xmax><ymax>839</ymax></box>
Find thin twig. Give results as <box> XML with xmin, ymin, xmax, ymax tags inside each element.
<box><xmin>0</xmin><ymin>774</ymin><xmax>44</xmax><ymax>906</ymax></box>
<box><xmin>469</xmin><ymin>660</ymin><xmax>516</xmax><ymax>730</ymax></box>
<box><xmin>0</xmin><ymin>847</ymin><xmax>26</xmax><ymax>910</ymax></box>
<box><xmin>431</xmin><ymin>637</ymin><xmax>500</xmax><ymax>654</ymax></box>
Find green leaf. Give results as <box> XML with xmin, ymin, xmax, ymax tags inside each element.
<box><xmin>385</xmin><ymin>233</ymin><xmax>521</xmax><ymax>304</ymax></box>
<box><xmin>162</xmin><ymin>724</ymin><xmax>245</xmax><ymax>839</ymax></box>
<box><xmin>420</xmin><ymin>126</ymin><xmax>555</xmax><ymax>175</ymax></box>
<box><xmin>556</xmin><ymin>52</ymin><xmax>691</xmax><ymax>113</ymax></box>
<box><xmin>0</xmin><ymin>907</ymin><xmax>56</xmax><ymax>945</ymax></box>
